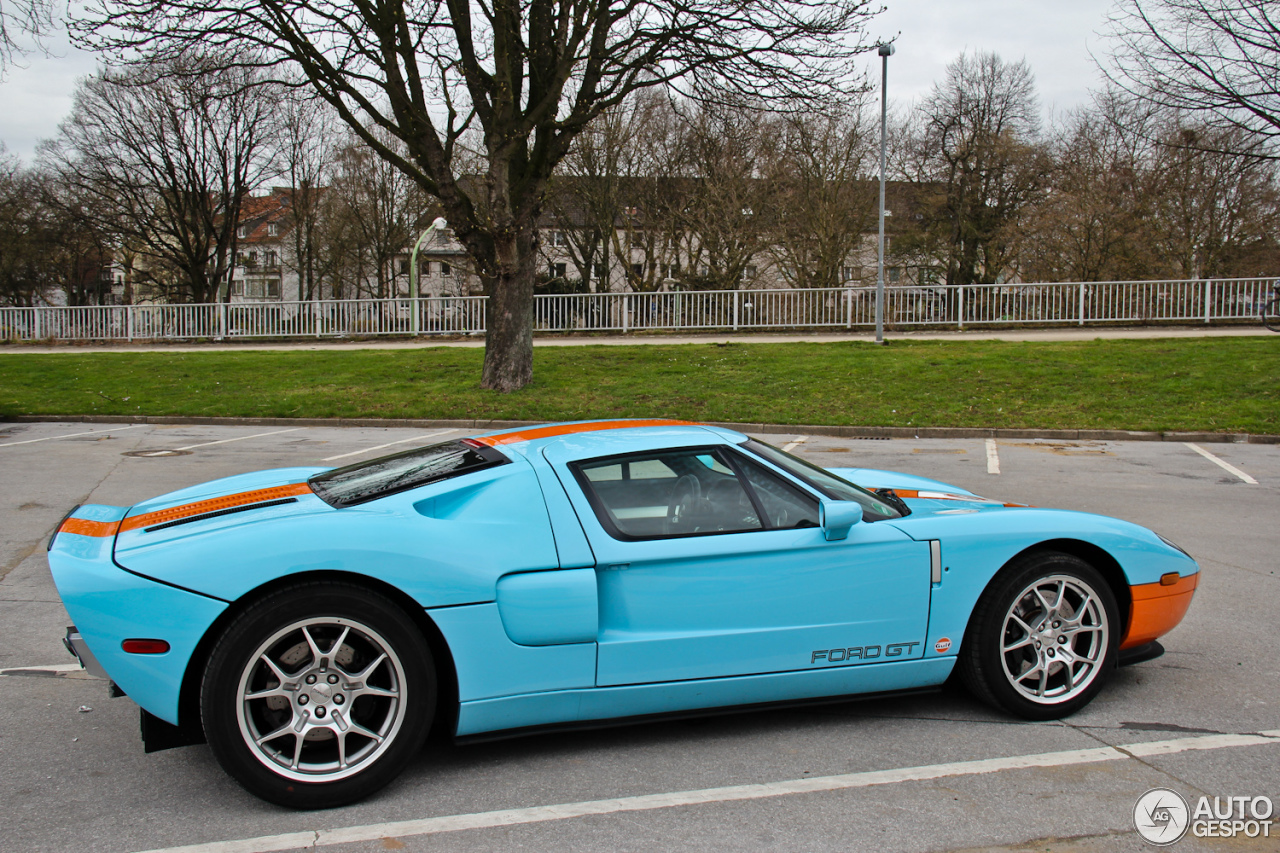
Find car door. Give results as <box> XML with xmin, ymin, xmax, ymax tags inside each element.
<box><xmin>543</xmin><ymin>441</ymin><xmax>932</xmax><ymax>687</ymax></box>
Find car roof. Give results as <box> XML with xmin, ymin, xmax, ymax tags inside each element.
<box><xmin>471</xmin><ymin>419</ymin><xmax>747</xmax><ymax>452</ymax></box>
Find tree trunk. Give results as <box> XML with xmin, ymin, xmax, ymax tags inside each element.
<box><xmin>481</xmin><ymin>226</ymin><xmax>536</xmax><ymax>392</ymax></box>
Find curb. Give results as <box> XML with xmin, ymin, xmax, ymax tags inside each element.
<box><xmin>7</xmin><ymin>414</ymin><xmax>1277</xmax><ymax>444</ymax></box>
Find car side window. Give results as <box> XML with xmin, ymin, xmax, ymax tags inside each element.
<box><xmin>573</xmin><ymin>448</ymin><xmax>762</xmax><ymax>540</ymax></box>
<box><xmin>732</xmin><ymin>454</ymin><xmax>820</xmax><ymax>530</ymax></box>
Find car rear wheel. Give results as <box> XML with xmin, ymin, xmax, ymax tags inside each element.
<box><xmin>201</xmin><ymin>582</ymin><xmax>435</xmax><ymax>808</ymax></box>
<box><xmin>959</xmin><ymin>553</ymin><xmax>1119</xmax><ymax>720</ymax></box>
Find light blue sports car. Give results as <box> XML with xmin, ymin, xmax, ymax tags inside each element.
<box><xmin>49</xmin><ymin>420</ymin><xmax>1199</xmax><ymax>808</ymax></box>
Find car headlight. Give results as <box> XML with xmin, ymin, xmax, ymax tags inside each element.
<box><xmin>1157</xmin><ymin>533</ymin><xmax>1192</xmax><ymax>559</ymax></box>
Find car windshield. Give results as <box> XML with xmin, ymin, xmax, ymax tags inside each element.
<box><xmin>740</xmin><ymin>439</ymin><xmax>903</xmax><ymax>521</ymax></box>
<box><xmin>309</xmin><ymin>439</ymin><xmax>509</xmax><ymax>508</ymax></box>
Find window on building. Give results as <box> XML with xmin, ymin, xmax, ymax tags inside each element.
<box><xmin>440</xmin><ymin>262</ymin><xmax>452</xmax><ymax>277</ymax></box>
<box><xmin>592</xmin><ymin>264</ymin><xmax>607</xmax><ymax>279</ymax></box>
<box><xmin>549</xmin><ymin>262</ymin><xmax>567</xmax><ymax>279</ymax></box>
<box><xmin>420</xmin><ymin>261</ymin><xmax>432</xmax><ymax>276</ymax></box>
<box><xmin>660</xmin><ymin>263</ymin><xmax>681</xmax><ymax>278</ymax></box>
<box><xmin>236</xmin><ymin>225</ymin><xmax>248</xmax><ymax>239</ymax></box>
<box><xmin>263</xmin><ymin>251</ymin><xmax>278</xmax><ymax>269</ymax></box>
<box><xmin>267</xmin><ymin>279</ymin><xmax>281</xmax><ymax>298</ymax></box>
<box><xmin>623</xmin><ymin>206</ymin><xmax>638</xmax><ymax>216</ymax></box>
<box><xmin>842</xmin><ymin>266</ymin><xmax>857</xmax><ymax>282</ymax></box>
<box><xmin>745</xmin><ymin>265</ymin><xmax>757</xmax><ymax>279</ymax></box>
<box><xmin>247</xmin><ymin>279</ymin><xmax>265</xmax><ymax>298</ymax></box>
<box><xmin>888</xmin><ymin>267</ymin><xmax>901</xmax><ymax>283</ymax></box>
<box><xmin>550</xmin><ymin>230</ymin><xmax>568</xmax><ymax>247</ymax></box>
<box><xmin>232</xmin><ymin>280</ymin><xmax>245</xmax><ymax>296</ymax></box>
<box><xmin>630</xmin><ymin>263</ymin><xmax>643</xmax><ymax>278</ymax></box>
<box><xmin>266</xmin><ymin>223</ymin><xmax>279</xmax><ymax>237</ymax></box>
<box><xmin>398</xmin><ymin>258</ymin><xmax>409</xmax><ymax>275</ymax></box>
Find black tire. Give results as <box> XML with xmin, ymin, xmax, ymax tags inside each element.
<box><xmin>958</xmin><ymin>552</ymin><xmax>1119</xmax><ymax>721</ymax></box>
<box><xmin>201</xmin><ymin>581</ymin><xmax>435</xmax><ymax>808</ymax></box>
<box><xmin>1263</xmin><ymin>297</ymin><xmax>1280</xmax><ymax>332</ymax></box>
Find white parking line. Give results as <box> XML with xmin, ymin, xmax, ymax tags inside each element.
<box><xmin>0</xmin><ymin>425</ymin><xmax>145</xmax><ymax>448</ymax></box>
<box><xmin>129</xmin><ymin>428</ymin><xmax>307</xmax><ymax>457</ymax></box>
<box><xmin>781</xmin><ymin>436</ymin><xmax>808</xmax><ymax>453</ymax></box>
<box><xmin>172</xmin><ymin>428</ymin><xmax>305</xmax><ymax>452</ymax></box>
<box><xmin>1184</xmin><ymin>443</ymin><xmax>1258</xmax><ymax>484</ymax></box>
<box><xmin>132</xmin><ymin>730</ymin><xmax>1280</xmax><ymax>853</ymax></box>
<box><xmin>321</xmin><ymin>429</ymin><xmax>458</xmax><ymax>463</ymax></box>
<box><xmin>985</xmin><ymin>438</ymin><xmax>1000</xmax><ymax>474</ymax></box>
<box><xmin>0</xmin><ymin>662</ymin><xmax>86</xmax><ymax>675</ymax></box>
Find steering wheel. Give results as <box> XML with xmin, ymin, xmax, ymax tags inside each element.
<box><xmin>666</xmin><ymin>475</ymin><xmax>702</xmax><ymax>532</ymax></box>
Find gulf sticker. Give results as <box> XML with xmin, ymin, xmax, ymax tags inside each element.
<box><xmin>934</xmin><ymin>638</ymin><xmax>952</xmax><ymax>654</ymax></box>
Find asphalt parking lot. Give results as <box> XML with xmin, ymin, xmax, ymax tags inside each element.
<box><xmin>1</xmin><ymin>421</ymin><xmax>1277</xmax><ymax>853</ymax></box>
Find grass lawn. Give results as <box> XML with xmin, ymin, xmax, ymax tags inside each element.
<box><xmin>0</xmin><ymin>337</ymin><xmax>1276</xmax><ymax>433</ymax></box>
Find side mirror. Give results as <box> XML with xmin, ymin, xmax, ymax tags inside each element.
<box><xmin>819</xmin><ymin>499</ymin><xmax>863</xmax><ymax>541</ymax></box>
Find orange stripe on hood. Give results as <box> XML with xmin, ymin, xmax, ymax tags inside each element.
<box><xmin>875</xmin><ymin>488</ymin><xmax>1028</xmax><ymax>506</ymax></box>
<box><xmin>471</xmin><ymin>419</ymin><xmax>697</xmax><ymax>447</ymax></box>
<box><xmin>118</xmin><ymin>483</ymin><xmax>313</xmax><ymax>533</ymax></box>
<box><xmin>58</xmin><ymin>517</ymin><xmax>121</xmax><ymax>538</ymax></box>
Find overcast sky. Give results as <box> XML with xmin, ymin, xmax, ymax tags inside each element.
<box><xmin>0</xmin><ymin>0</ymin><xmax>1119</xmax><ymax>164</ymax></box>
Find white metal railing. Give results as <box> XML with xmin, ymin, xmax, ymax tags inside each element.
<box><xmin>1</xmin><ymin>278</ymin><xmax>1274</xmax><ymax>342</ymax></box>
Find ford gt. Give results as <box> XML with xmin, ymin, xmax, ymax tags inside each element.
<box><xmin>48</xmin><ymin>420</ymin><xmax>1199</xmax><ymax>807</ymax></box>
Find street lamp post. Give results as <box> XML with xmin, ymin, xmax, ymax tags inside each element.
<box><xmin>408</xmin><ymin>217</ymin><xmax>448</xmax><ymax>336</ymax></box>
<box><xmin>876</xmin><ymin>43</ymin><xmax>895</xmax><ymax>345</ymax></box>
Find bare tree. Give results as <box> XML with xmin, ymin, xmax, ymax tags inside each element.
<box><xmin>606</xmin><ymin>94</ymin><xmax>690</xmax><ymax>293</ymax></box>
<box><xmin>38</xmin><ymin>166</ymin><xmax>119</xmax><ymax>305</ymax></box>
<box><xmin>900</xmin><ymin>52</ymin><xmax>1048</xmax><ymax>286</ymax></box>
<box><xmin>74</xmin><ymin>0</ymin><xmax>880</xmax><ymax>390</ymax></box>
<box><xmin>0</xmin><ymin>152</ymin><xmax>56</xmax><ymax>305</ymax></box>
<box><xmin>767</xmin><ymin>103</ymin><xmax>876</xmax><ymax>289</ymax></box>
<box><xmin>42</xmin><ymin>60</ymin><xmax>284</xmax><ymax>303</ymax></box>
<box><xmin>1103</xmin><ymin>0</ymin><xmax>1280</xmax><ymax>159</ymax></box>
<box><xmin>667</xmin><ymin>102</ymin><xmax>773</xmax><ymax>291</ymax></box>
<box><xmin>280</xmin><ymin>96</ymin><xmax>336</xmax><ymax>300</ymax></box>
<box><xmin>545</xmin><ymin>94</ymin><xmax>660</xmax><ymax>293</ymax></box>
<box><xmin>327</xmin><ymin>130</ymin><xmax>426</xmax><ymax>299</ymax></box>
<box><xmin>1146</xmin><ymin>118</ymin><xmax>1279</xmax><ymax>278</ymax></box>
<box><xmin>1020</xmin><ymin>94</ymin><xmax>1159</xmax><ymax>282</ymax></box>
<box><xmin>0</xmin><ymin>0</ymin><xmax>54</xmax><ymax>70</ymax></box>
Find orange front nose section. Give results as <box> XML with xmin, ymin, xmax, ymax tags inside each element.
<box><xmin>1122</xmin><ymin>573</ymin><xmax>1199</xmax><ymax>650</ymax></box>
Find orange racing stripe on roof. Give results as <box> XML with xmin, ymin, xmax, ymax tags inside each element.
<box><xmin>118</xmin><ymin>482</ymin><xmax>313</xmax><ymax>533</ymax></box>
<box><xmin>471</xmin><ymin>419</ymin><xmax>698</xmax><ymax>447</ymax></box>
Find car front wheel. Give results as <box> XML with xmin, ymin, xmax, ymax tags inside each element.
<box><xmin>201</xmin><ymin>582</ymin><xmax>435</xmax><ymax>808</ymax></box>
<box><xmin>959</xmin><ymin>553</ymin><xmax>1119</xmax><ymax>720</ymax></box>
